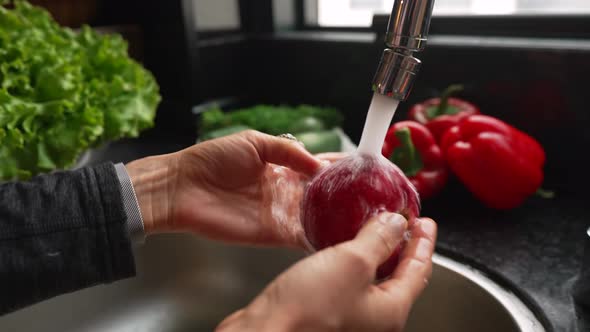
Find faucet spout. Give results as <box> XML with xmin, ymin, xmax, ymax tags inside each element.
<box><xmin>372</xmin><ymin>0</ymin><xmax>436</xmax><ymax>100</ymax></box>
<box><xmin>386</xmin><ymin>0</ymin><xmax>436</xmax><ymax>51</ymax></box>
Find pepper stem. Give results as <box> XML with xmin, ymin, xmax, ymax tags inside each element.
<box><xmin>434</xmin><ymin>84</ymin><xmax>465</xmax><ymax>117</ymax></box>
<box><xmin>390</xmin><ymin>127</ymin><xmax>423</xmax><ymax>177</ymax></box>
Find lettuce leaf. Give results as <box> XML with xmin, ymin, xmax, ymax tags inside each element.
<box><xmin>0</xmin><ymin>1</ymin><xmax>161</xmax><ymax>180</ymax></box>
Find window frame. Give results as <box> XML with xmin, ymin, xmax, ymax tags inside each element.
<box><xmin>296</xmin><ymin>0</ymin><xmax>590</xmax><ymax>38</ymax></box>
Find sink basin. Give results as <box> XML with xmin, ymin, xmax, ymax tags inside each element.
<box><xmin>405</xmin><ymin>254</ymin><xmax>545</xmax><ymax>332</ymax></box>
<box><xmin>0</xmin><ymin>234</ymin><xmax>547</xmax><ymax>332</ymax></box>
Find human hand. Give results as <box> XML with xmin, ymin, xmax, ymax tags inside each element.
<box><xmin>217</xmin><ymin>213</ymin><xmax>437</xmax><ymax>332</ymax></box>
<box><xmin>125</xmin><ymin>130</ymin><xmax>327</xmax><ymax>248</ymax></box>
<box><xmin>314</xmin><ymin>152</ymin><xmax>349</xmax><ymax>163</ymax></box>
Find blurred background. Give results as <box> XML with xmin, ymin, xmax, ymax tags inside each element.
<box><xmin>26</xmin><ymin>1</ymin><xmax>590</xmax><ymax>160</ymax></box>
<box><xmin>35</xmin><ymin>0</ymin><xmax>588</xmax><ymax>195</ymax></box>
<box><xmin>2</xmin><ymin>1</ymin><xmax>590</xmax><ymax>331</ymax></box>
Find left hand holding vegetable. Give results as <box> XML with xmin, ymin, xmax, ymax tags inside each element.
<box><xmin>125</xmin><ymin>130</ymin><xmax>325</xmax><ymax>248</ymax></box>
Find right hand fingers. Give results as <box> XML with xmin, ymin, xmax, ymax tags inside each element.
<box><xmin>379</xmin><ymin>218</ymin><xmax>437</xmax><ymax>304</ymax></box>
<box><xmin>341</xmin><ymin>213</ymin><xmax>408</xmax><ymax>272</ymax></box>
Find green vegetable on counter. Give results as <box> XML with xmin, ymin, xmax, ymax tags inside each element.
<box><xmin>296</xmin><ymin>130</ymin><xmax>341</xmax><ymax>154</ymax></box>
<box><xmin>199</xmin><ymin>104</ymin><xmax>343</xmax><ymax>136</ymax></box>
<box><xmin>289</xmin><ymin>116</ymin><xmax>326</xmax><ymax>133</ymax></box>
<box><xmin>198</xmin><ymin>105</ymin><xmax>344</xmax><ymax>154</ymax></box>
<box><xmin>0</xmin><ymin>1</ymin><xmax>161</xmax><ymax>180</ymax></box>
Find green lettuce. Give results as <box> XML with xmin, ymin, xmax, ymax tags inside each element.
<box><xmin>0</xmin><ymin>1</ymin><xmax>161</xmax><ymax>180</ymax></box>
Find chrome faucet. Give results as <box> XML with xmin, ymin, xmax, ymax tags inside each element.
<box><xmin>372</xmin><ymin>0</ymin><xmax>436</xmax><ymax>100</ymax></box>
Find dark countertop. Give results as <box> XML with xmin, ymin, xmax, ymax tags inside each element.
<box><xmin>424</xmin><ymin>186</ymin><xmax>587</xmax><ymax>332</ymax></box>
<box><xmin>88</xmin><ymin>133</ymin><xmax>588</xmax><ymax>332</ymax></box>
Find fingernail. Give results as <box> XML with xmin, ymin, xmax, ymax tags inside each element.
<box><xmin>378</xmin><ymin>213</ymin><xmax>407</xmax><ymax>236</ymax></box>
<box><xmin>418</xmin><ymin>218</ymin><xmax>436</xmax><ymax>236</ymax></box>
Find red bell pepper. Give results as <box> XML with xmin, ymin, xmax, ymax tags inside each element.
<box><xmin>440</xmin><ymin>115</ymin><xmax>546</xmax><ymax>210</ymax></box>
<box><xmin>382</xmin><ymin>121</ymin><xmax>448</xmax><ymax>200</ymax></box>
<box><xmin>408</xmin><ymin>84</ymin><xmax>480</xmax><ymax>143</ymax></box>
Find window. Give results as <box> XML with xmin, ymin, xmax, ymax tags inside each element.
<box><xmin>193</xmin><ymin>0</ymin><xmax>240</xmax><ymax>31</ymax></box>
<box><xmin>315</xmin><ymin>0</ymin><xmax>590</xmax><ymax>27</ymax></box>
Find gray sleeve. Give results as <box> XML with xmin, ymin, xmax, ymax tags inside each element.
<box><xmin>114</xmin><ymin>163</ymin><xmax>145</xmax><ymax>245</ymax></box>
<box><xmin>0</xmin><ymin>163</ymin><xmax>136</xmax><ymax>315</ymax></box>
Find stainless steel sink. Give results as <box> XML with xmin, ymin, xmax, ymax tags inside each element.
<box><xmin>0</xmin><ymin>234</ymin><xmax>546</xmax><ymax>332</ymax></box>
<box><xmin>405</xmin><ymin>254</ymin><xmax>545</xmax><ymax>332</ymax></box>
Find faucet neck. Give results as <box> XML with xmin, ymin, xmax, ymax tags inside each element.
<box><xmin>385</xmin><ymin>0</ymin><xmax>436</xmax><ymax>52</ymax></box>
<box><xmin>372</xmin><ymin>0</ymin><xmax>436</xmax><ymax>100</ymax></box>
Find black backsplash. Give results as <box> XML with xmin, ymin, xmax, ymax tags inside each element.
<box><xmin>162</xmin><ymin>32</ymin><xmax>590</xmax><ymax>195</ymax></box>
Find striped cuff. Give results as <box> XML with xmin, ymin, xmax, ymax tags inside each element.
<box><xmin>114</xmin><ymin>163</ymin><xmax>145</xmax><ymax>245</ymax></box>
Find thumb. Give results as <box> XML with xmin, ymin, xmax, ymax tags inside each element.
<box><xmin>349</xmin><ymin>213</ymin><xmax>408</xmax><ymax>270</ymax></box>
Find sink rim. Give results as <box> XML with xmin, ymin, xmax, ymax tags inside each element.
<box><xmin>432</xmin><ymin>252</ymin><xmax>550</xmax><ymax>332</ymax></box>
